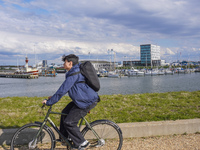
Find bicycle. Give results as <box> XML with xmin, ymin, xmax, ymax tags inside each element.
<box><xmin>10</xmin><ymin>103</ymin><xmax>123</xmax><ymax>150</ymax></box>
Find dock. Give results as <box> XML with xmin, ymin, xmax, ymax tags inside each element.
<box><xmin>0</xmin><ymin>73</ymin><xmax>38</xmax><ymax>79</ymax></box>
<box><xmin>39</xmin><ymin>74</ymin><xmax>57</xmax><ymax>77</ymax></box>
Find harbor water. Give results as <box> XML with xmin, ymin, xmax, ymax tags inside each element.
<box><xmin>0</xmin><ymin>73</ymin><xmax>200</xmax><ymax>97</ymax></box>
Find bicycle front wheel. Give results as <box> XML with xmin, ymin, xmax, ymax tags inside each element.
<box><xmin>10</xmin><ymin>123</ymin><xmax>55</xmax><ymax>150</ymax></box>
<box><xmin>81</xmin><ymin>120</ymin><xmax>123</xmax><ymax>150</ymax></box>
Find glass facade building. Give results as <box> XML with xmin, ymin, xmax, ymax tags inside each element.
<box><xmin>42</xmin><ymin>60</ymin><xmax>47</xmax><ymax>68</ymax></box>
<box><xmin>140</xmin><ymin>44</ymin><xmax>161</xmax><ymax>66</ymax></box>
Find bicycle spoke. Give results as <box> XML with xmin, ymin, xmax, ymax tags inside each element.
<box><xmin>11</xmin><ymin>123</ymin><xmax>54</xmax><ymax>150</ymax></box>
<box><xmin>82</xmin><ymin>120</ymin><xmax>123</xmax><ymax>150</ymax></box>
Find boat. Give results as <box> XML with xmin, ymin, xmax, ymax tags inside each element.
<box><xmin>175</xmin><ymin>68</ymin><xmax>185</xmax><ymax>73</ymax></box>
<box><xmin>184</xmin><ymin>69</ymin><xmax>191</xmax><ymax>73</ymax></box>
<box><xmin>137</xmin><ymin>71</ymin><xmax>145</xmax><ymax>76</ymax></box>
<box><xmin>157</xmin><ymin>70</ymin><xmax>165</xmax><ymax>75</ymax></box>
<box><xmin>108</xmin><ymin>71</ymin><xmax>119</xmax><ymax>78</ymax></box>
<box><xmin>195</xmin><ymin>67</ymin><xmax>200</xmax><ymax>72</ymax></box>
<box><xmin>97</xmin><ymin>71</ymin><xmax>100</xmax><ymax>77</ymax></box>
<box><xmin>165</xmin><ymin>70</ymin><xmax>174</xmax><ymax>75</ymax></box>
<box><xmin>144</xmin><ymin>71</ymin><xmax>152</xmax><ymax>76</ymax></box>
<box><xmin>15</xmin><ymin>56</ymin><xmax>39</xmax><ymax>77</ymax></box>
<box><xmin>98</xmin><ymin>69</ymin><xmax>108</xmax><ymax>77</ymax></box>
<box><xmin>128</xmin><ymin>68</ymin><xmax>144</xmax><ymax>76</ymax></box>
<box><xmin>150</xmin><ymin>70</ymin><xmax>158</xmax><ymax>76</ymax></box>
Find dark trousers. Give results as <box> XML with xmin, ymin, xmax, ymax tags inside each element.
<box><xmin>60</xmin><ymin>101</ymin><xmax>97</xmax><ymax>147</ymax></box>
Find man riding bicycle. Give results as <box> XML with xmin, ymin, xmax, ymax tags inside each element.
<box><xmin>42</xmin><ymin>54</ymin><xmax>99</xmax><ymax>150</ymax></box>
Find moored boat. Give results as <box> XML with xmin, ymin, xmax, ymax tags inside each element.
<box><xmin>128</xmin><ymin>68</ymin><xmax>144</xmax><ymax>76</ymax></box>
<box><xmin>15</xmin><ymin>56</ymin><xmax>39</xmax><ymax>77</ymax></box>
<box><xmin>165</xmin><ymin>70</ymin><xmax>174</xmax><ymax>75</ymax></box>
<box><xmin>108</xmin><ymin>71</ymin><xmax>119</xmax><ymax>78</ymax></box>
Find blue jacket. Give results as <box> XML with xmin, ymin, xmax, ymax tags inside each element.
<box><xmin>46</xmin><ymin>63</ymin><xmax>99</xmax><ymax>109</ymax></box>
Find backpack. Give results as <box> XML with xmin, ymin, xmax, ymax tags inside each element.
<box><xmin>69</xmin><ymin>61</ymin><xmax>100</xmax><ymax>92</ymax></box>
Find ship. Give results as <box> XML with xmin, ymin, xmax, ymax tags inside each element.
<box><xmin>15</xmin><ymin>56</ymin><xmax>39</xmax><ymax>77</ymax></box>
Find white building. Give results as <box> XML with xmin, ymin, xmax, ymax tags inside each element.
<box><xmin>151</xmin><ymin>44</ymin><xmax>160</xmax><ymax>60</ymax></box>
<box><xmin>80</xmin><ymin>60</ymin><xmax>111</xmax><ymax>71</ymax></box>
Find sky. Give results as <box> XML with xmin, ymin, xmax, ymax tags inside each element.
<box><xmin>0</xmin><ymin>0</ymin><xmax>200</xmax><ymax>66</ymax></box>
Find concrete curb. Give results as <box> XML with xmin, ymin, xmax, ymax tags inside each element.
<box><xmin>118</xmin><ymin>119</ymin><xmax>200</xmax><ymax>138</ymax></box>
<box><xmin>1</xmin><ymin>119</ymin><xmax>200</xmax><ymax>145</ymax></box>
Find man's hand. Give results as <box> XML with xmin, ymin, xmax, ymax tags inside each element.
<box><xmin>42</xmin><ymin>96</ymin><xmax>52</xmax><ymax>105</ymax></box>
<box><xmin>42</xmin><ymin>99</ymin><xmax>47</xmax><ymax>104</ymax></box>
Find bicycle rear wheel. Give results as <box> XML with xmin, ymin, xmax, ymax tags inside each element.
<box><xmin>10</xmin><ymin>123</ymin><xmax>55</xmax><ymax>150</ymax></box>
<box><xmin>81</xmin><ymin>120</ymin><xmax>123</xmax><ymax>150</ymax></box>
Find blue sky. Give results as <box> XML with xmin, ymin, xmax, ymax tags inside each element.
<box><xmin>0</xmin><ymin>0</ymin><xmax>200</xmax><ymax>65</ymax></box>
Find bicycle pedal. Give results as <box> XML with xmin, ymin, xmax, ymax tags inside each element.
<box><xmin>56</xmin><ymin>139</ymin><xmax>62</xmax><ymax>142</ymax></box>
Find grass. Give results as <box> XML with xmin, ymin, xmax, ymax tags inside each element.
<box><xmin>0</xmin><ymin>91</ymin><xmax>200</xmax><ymax>129</ymax></box>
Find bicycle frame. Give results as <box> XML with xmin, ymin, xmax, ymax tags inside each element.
<box><xmin>31</xmin><ymin>105</ymin><xmax>101</xmax><ymax>148</ymax></box>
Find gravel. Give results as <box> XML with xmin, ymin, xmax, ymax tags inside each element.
<box><xmin>122</xmin><ymin>133</ymin><xmax>200</xmax><ymax>150</ymax></box>
<box><xmin>1</xmin><ymin>133</ymin><xmax>200</xmax><ymax>150</ymax></box>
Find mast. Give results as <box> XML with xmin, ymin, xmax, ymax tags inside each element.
<box><xmin>146</xmin><ymin>53</ymin><xmax>147</xmax><ymax>68</ymax></box>
<box><xmin>114</xmin><ymin>51</ymin><xmax>116</xmax><ymax>70</ymax></box>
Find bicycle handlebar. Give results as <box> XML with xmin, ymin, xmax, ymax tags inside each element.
<box><xmin>41</xmin><ymin>104</ymin><xmax>46</xmax><ymax>108</ymax></box>
<box><xmin>41</xmin><ymin>99</ymin><xmax>48</xmax><ymax>108</ymax></box>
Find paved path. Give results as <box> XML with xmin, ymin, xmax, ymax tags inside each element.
<box><xmin>1</xmin><ymin>133</ymin><xmax>200</xmax><ymax>150</ymax></box>
<box><xmin>1</xmin><ymin>119</ymin><xmax>200</xmax><ymax>149</ymax></box>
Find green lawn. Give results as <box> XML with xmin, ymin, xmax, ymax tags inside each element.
<box><xmin>0</xmin><ymin>91</ymin><xmax>200</xmax><ymax>129</ymax></box>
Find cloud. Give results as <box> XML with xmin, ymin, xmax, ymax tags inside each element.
<box><xmin>0</xmin><ymin>30</ymin><xmax>140</xmax><ymax>65</ymax></box>
<box><xmin>165</xmin><ymin>48</ymin><xmax>176</xmax><ymax>55</ymax></box>
<box><xmin>2</xmin><ymin>0</ymin><xmax>200</xmax><ymax>39</ymax></box>
<box><xmin>0</xmin><ymin>0</ymin><xmax>200</xmax><ymax>65</ymax></box>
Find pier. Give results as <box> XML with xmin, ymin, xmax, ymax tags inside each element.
<box><xmin>39</xmin><ymin>74</ymin><xmax>57</xmax><ymax>77</ymax></box>
<box><xmin>0</xmin><ymin>73</ymin><xmax>38</xmax><ymax>79</ymax></box>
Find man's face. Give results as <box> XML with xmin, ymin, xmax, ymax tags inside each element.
<box><xmin>63</xmin><ymin>60</ymin><xmax>73</xmax><ymax>71</ymax></box>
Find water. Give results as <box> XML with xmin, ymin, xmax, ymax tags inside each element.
<box><xmin>0</xmin><ymin>73</ymin><xmax>200</xmax><ymax>97</ymax></box>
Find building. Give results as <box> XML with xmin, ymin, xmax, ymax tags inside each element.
<box><xmin>123</xmin><ymin>60</ymin><xmax>141</xmax><ymax>67</ymax></box>
<box><xmin>161</xmin><ymin>60</ymin><xmax>170</xmax><ymax>66</ymax></box>
<box><xmin>80</xmin><ymin>60</ymin><xmax>113</xmax><ymax>71</ymax></box>
<box><xmin>140</xmin><ymin>44</ymin><xmax>161</xmax><ymax>67</ymax></box>
<box><xmin>42</xmin><ymin>60</ymin><xmax>47</xmax><ymax>68</ymax></box>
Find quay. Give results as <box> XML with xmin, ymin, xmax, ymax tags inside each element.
<box><xmin>0</xmin><ymin>73</ymin><xmax>38</xmax><ymax>79</ymax></box>
<box><xmin>39</xmin><ymin>74</ymin><xmax>57</xmax><ymax>77</ymax></box>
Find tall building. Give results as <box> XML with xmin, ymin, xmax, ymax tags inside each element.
<box><xmin>140</xmin><ymin>44</ymin><xmax>161</xmax><ymax>67</ymax></box>
<box><xmin>42</xmin><ymin>60</ymin><xmax>47</xmax><ymax>68</ymax></box>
